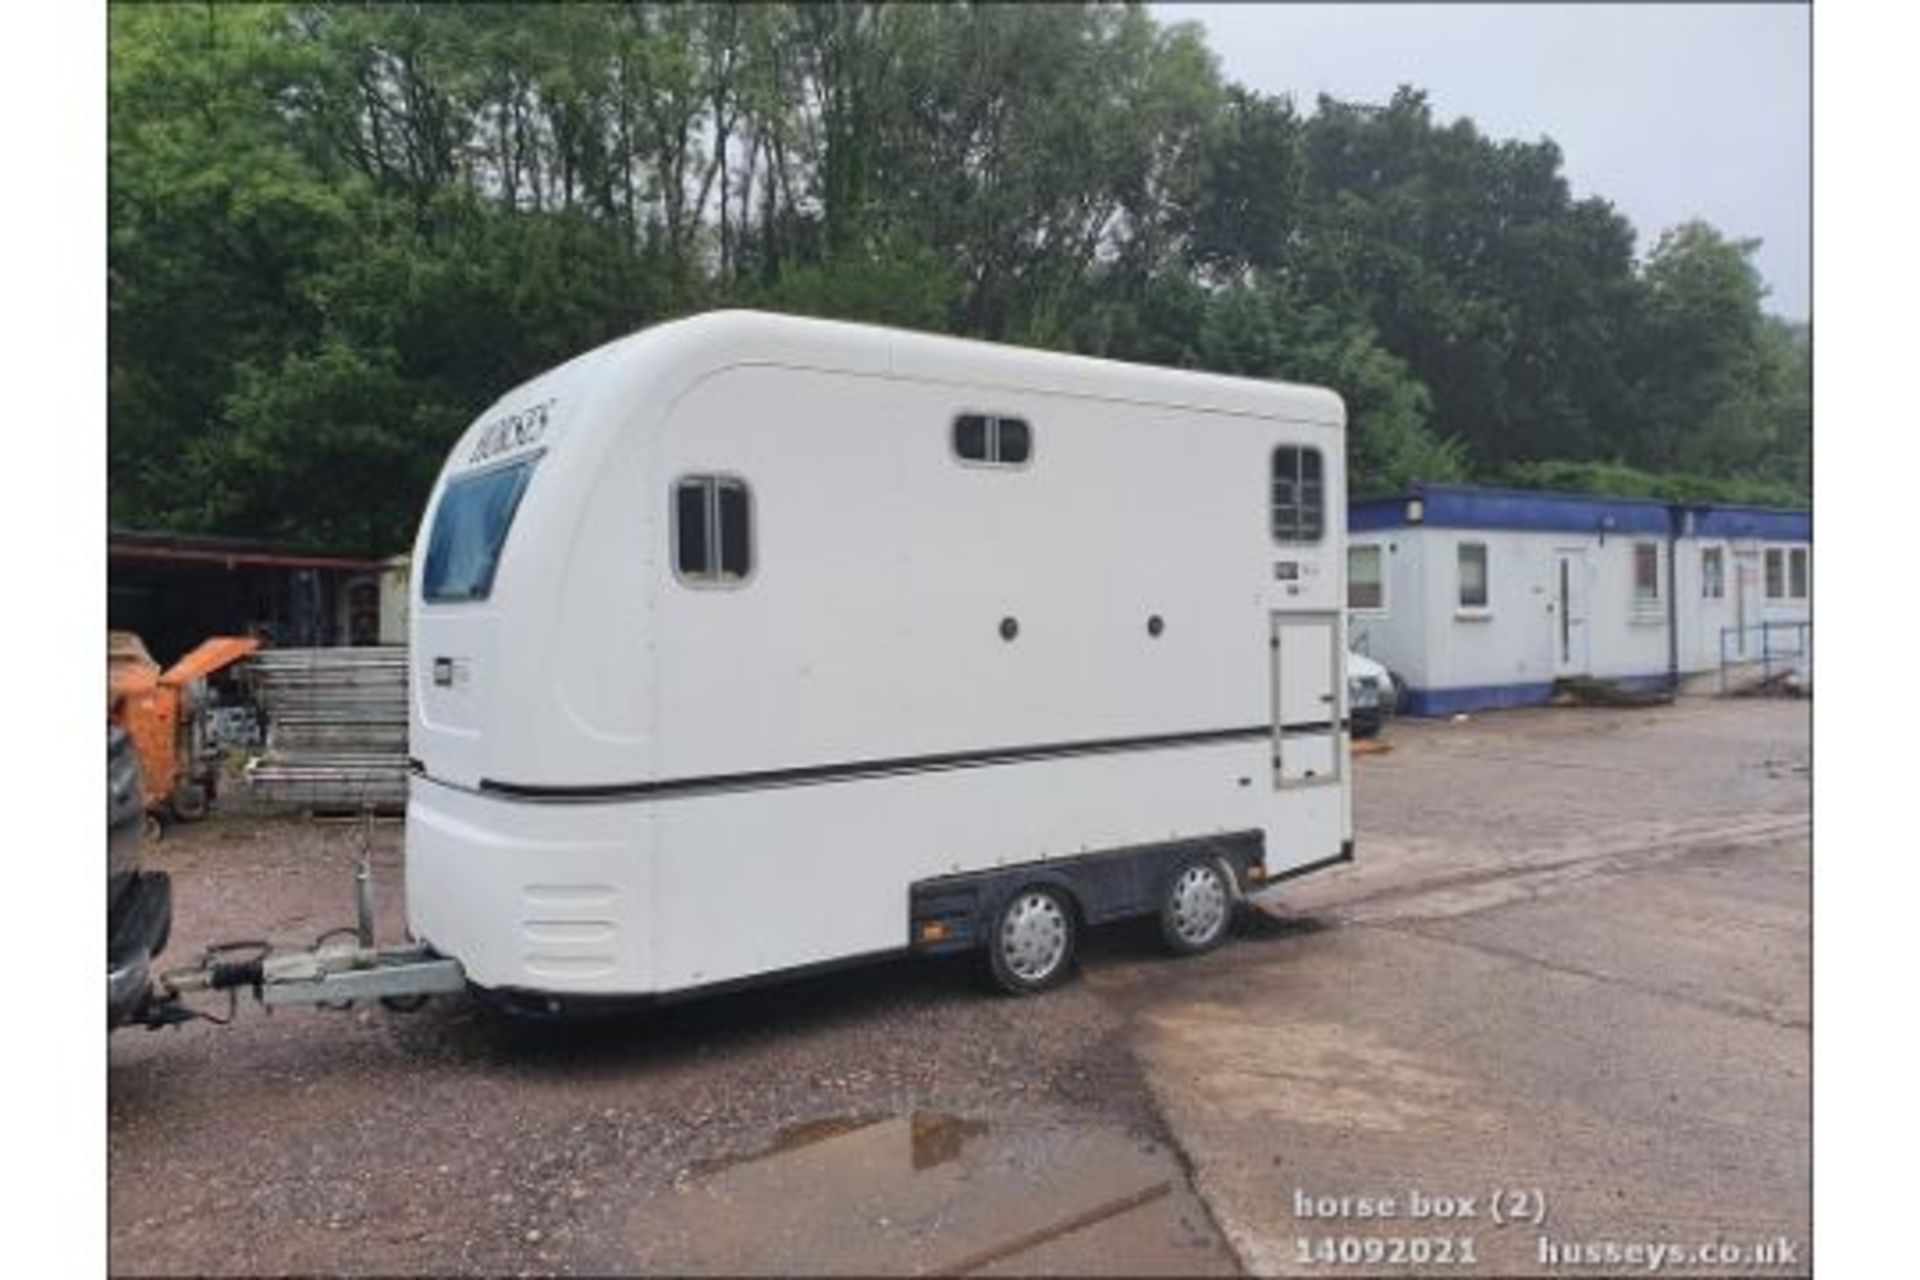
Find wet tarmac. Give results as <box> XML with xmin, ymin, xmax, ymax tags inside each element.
<box><xmin>632</xmin><ymin>1110</ymin><xmax>1232</xmax><ymax>1275</ymax></box>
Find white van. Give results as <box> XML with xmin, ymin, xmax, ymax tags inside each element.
<box><xmin>405</xmin><ymin>311</ymin><xmax>1352</xmax><ymax>1010</ymax></box>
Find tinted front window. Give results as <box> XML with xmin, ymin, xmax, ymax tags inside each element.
<box><xmin>422</xmin><ymin>460</ymin><xmax>535</xmax><ymax>603</ymax></box>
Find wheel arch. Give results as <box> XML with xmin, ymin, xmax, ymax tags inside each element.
<box><xmin>908</xmin><ymin>830</ymin><xmax>1265</xmax><ymax>957</ymax></box>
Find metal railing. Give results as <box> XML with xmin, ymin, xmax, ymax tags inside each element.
<box><xmin>1718</xmin><ymin>621</ymin><xmax>1811</xmax><ymax>694</ymax></box>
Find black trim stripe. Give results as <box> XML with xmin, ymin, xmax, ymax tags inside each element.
<box><xmin>1260</xmin><ymin>840</ymin><xmax>1355</xmax><ymax>887</ymax></box>
<box><xmin>472</xmin><ymin>722</ymin><xmax>1330</xmax><ymax>804</ymax></box>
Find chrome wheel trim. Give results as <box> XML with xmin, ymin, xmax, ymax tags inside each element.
<box><xmin>999</xmin><ymin>891</ymin><xmax>1070</xmax><ymax>983</ymax></box>
<box><xmin>1169</xmin><ymin>865</ymin><xmax>1229</xmax><ymax>946</ymax></box>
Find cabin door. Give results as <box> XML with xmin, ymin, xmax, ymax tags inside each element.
<box><xmin>1733</xmin><ymin>546</ymin><xmax>1762</xmax><ymax>655</ymax></box>
<box><xmin>1271</xmin><ymin>612</ymin><xmax>1341</xmax><ymax>788</ymax></box>
<box><xmin>1552</xmin><ymin>548</ymin><xmax>1590</xmax><ymax>677</ymax></box>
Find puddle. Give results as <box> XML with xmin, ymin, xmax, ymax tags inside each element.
<box><xmin>689</xmin><ymin>1113</ymin><xmax>890</xmax><ymax>1177</ymax></box>
<box><xmin>691</xmin><ymin>1111</ymin><xmax>990</xmax><ymax>1179</ymax></box>
<box><xmin>630</xmin><ymin>1111</ymin><xmax>1233</xmax><ymax>1275</ymax></box>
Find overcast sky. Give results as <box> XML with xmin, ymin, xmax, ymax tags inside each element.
<box><xmin>1159</xmin><ymin>3</ymin><xmax>1810</xmax><ymax>319</ymax></box>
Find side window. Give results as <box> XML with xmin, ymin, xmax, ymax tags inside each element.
<box><xmin>1348</xmin><ymin>544</ymin><xmax>1385</xmax><ymax>611</ymax></box>
<box><xmin>1765</xmin><ymin>548</ymin><xmax>1785</xmax><ymax>599</ymax></box>
<box><xmin>673</xmin><ymin>476</ymin><xmax>753</xmax><ymax>585</ymax></box>
<box><xmin>1788</xmin><ymin>547</ymin><xmax>1808</xmax><ymax>599</ymax></box>
<box><xmin>953</xmin><ymin>414</ymin><xmax>1032</xmax><ymax>467</ymax></box>
<box><xmin>1271</xmin><ymin>446</ymin><xmax>1325</xmax><ymax>543</ymax></box>
<box><xmin>1632</xmin><ymin>542</ymin><xmax>1661</xmax><ymax>602</ymax></box>
<box><xmin>1701</xmin><ymin>546</ymin><xmax>1725</xmax><ymax>599</ymax></box>
<box><xmin>1457</xmin><ymin>541</ymin><xmax>1489</xmax><ymax>610</ymax></box>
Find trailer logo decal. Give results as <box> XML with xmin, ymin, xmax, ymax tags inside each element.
<box><xmin>469</xmin><ymin>398</ymin><xmax>557</xmax><ymax>466</ymax></box>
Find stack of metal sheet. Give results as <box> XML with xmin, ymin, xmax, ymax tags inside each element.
<box><xmin>242</xmin><ymin>648</ymin><xmax>409</xmax><ymax>812</ymax></box>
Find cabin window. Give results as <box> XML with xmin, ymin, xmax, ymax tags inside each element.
<box><xmin>1701</xmin><ymin>546</ymin><xmax>1725</xmax><ymax>599</ymax></box>
<box><xmin>1271</xmin><ymin>446</ymin><xmax>1325</xmax><ymax>543</ymax></box>
<box><xmin>953</xmin><ymin>414</ymin><xmax>1032</xmax><ymax>466</ymax></box>
<box><xmin>1788</xmin><ymin>547</ymin><xmax>1808</xmax><ymax>599</ymax></box>
<box><xmin>421</xmin><ymin>459</ymin><xmax>536</xmax><ymax>603</ymax></box>
<box><xmin>1456</xmin><ymin>541</ymin><xmax>1489</xmax><ymax>610</ymax></box>
<box><xmin>673</xmin><ymin>476</ymin><xmax>753</xmax><ymax>585</ymax></box>
<box><xmin>1765</xmin><ymin>548</ymin><xmax>1785</xmax><ymax>599</ymax></box>
<box><xmin>1633</xmin><ymin>542</ymin><xmax>1661</xmax><ymax>602</ymax></box>
<box><xmin>1348</xmin><ymin>544</ymin><xmax>1385</xmax><ymax>611</ymax></box>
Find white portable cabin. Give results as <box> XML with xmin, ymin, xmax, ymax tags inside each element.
<box><xmin>405</xmin><ymin>310</ymin><xmax>1353</xmax><ymax>1006</ymax></box>
<box><xmin>1345</xmin><ymin>485</ymin><xmax>1811</xmax><ymax>716</ymax></box>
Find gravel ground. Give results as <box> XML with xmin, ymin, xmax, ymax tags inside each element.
<box><xmin>109</xmin><ymin>814</ymin><xmax>1224</xmax><ymax>1275</ymax></box>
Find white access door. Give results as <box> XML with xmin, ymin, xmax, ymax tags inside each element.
<box><xmin>1552</xmin><ymin>548</ymin><xmax>1590</xmax><ymax>676</ymax></box>
<box><xmin>1733</xmin><ymin>547</ymin><xmax>1762</xmax><ymax>655</ymax></box>
<box><xmin>1272</xmin><ymin>612</ymin><xmax>1341</xmax><ymax>787</ymax></box>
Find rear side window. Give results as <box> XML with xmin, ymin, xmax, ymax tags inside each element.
<box><xmin>954</xmin><ymin>414</ymin><xmax>1032</xmax><ymax>466</ymax></box>
<box><xmin>422</xmin><ymin>460</ymin><xmax>536</xmax><ymax>603</ymax></box>
<box><xmin>674</xmin><ymin>476</ymin><xmax>753</xmax><ymax>585</ymax></box>
<box><xmin>1272</xmin><ymin>446</ymin><xmax>1325</xmax><ymax>543</ymax></box>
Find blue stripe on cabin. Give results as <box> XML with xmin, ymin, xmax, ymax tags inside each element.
<box><xmin>1349</xmin><ymin>484</ymin><xmax>1808</xmax><ymax>542</ymax></box>
<box><xmin>1404</xmin><ymin>681</ymin><xmax>1558</xmax><ymax>716</ymax></box>
<box><xmin>1403</xmin><ymin>673</ymin><xmax>1676</xmax><ymax>717</ymax></box>
<box><xmin>1690</xmin><ymin>506</ymin><xmax>1811</xmax><ymax>542</ymax></box>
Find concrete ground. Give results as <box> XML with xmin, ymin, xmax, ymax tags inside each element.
<box><xmin>1107</xmin><ymin>698</ymin><xmax>1810</xmax><ymax>1275</ymax></box>
<box><xmin>109</xmin><ymin>697</ymin><xmax>1809</xmax><ymax>1276</ymax></box>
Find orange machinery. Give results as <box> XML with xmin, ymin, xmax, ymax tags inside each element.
<box><xmin>108</xmin><ymin>631</ymin><xmax>261</xmax><ymax>822</ymax></box>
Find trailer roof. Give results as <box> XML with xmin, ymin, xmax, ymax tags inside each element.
<box><xmin>604</xmin><ymin>309</ymin><xmax>1347</xmax><ymax>428</ymax></box>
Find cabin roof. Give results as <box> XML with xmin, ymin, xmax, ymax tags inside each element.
<box><xmin>1349</xmin><ymin>483</ymin><xmax>1810</xmax><ymax>541</ymax></box>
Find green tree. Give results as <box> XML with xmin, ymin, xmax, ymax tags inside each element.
<box><xmin>107</xmin><ymin>3</ymin><xmax>1807</xmax><ymax>554</ymax></box>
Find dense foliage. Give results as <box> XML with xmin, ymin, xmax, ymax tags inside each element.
<box><xmin>109</xmin><ymin>4</ymin><xmax>1809</xmax><ymax>553</ymax></box>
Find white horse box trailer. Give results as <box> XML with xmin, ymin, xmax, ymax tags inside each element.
<box><xmin>405</xmin><ymin>310</ymin><xmax>1352</xmax><ymax>1009</ymax></box>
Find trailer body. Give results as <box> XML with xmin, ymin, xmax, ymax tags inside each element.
<box><xmin>405</xmin><ymin>311</ymin><xmax>1351</xmax><ymax>1001</ymax></box>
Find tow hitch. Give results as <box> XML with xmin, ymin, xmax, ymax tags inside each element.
<box><xmin>133</xmin><ymin>812</ymin><xmax>466</xmax><ymax>1028</ymax></box>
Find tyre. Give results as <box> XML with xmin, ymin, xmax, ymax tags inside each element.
<box><xmin>983</xmin><ymin>884</ymin><xmax>1078</xmax><ymax>995</ymax></box>
<box><xmin>1158</xmin><ymin>858</ymin><xmax>1234</xmax><ymax>956</ymax></box>
<box><xmin>170</xmin><ymin>780</ymin><xmax>209</xmax><ymax>822</ymax></box>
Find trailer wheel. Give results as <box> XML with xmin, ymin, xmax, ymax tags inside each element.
<box><xmin>1158</xmin><ymin>858</ymin><xmax>1233</xmax><ymax>956</ymax></box>
<box><xmin>984</xmin><ymin>885</ymin><xmax>1077</xmax><ymax>995</ymax></box>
